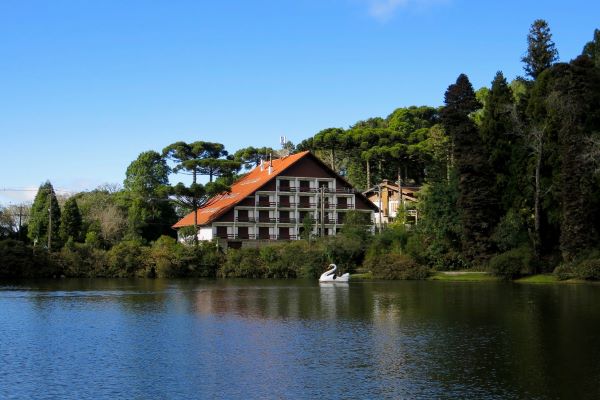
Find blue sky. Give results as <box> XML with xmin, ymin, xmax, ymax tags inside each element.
<box><xmin>1</xmin><ymin>0</ymin><xmax>598</xmax><ymax>204</ymax></box>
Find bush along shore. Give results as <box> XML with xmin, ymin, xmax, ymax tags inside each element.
<box><xmin>2</xmin><ymin>222</ymin><xmax>600</xmax><ymax>283</ymax></box>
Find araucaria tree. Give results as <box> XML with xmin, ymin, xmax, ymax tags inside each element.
<box><xmin>522</xmin><ymin>19</ymin><xmax>559</xmax><ymax>79</ymax></box>
<box><xmin>441</xmin><ymin>74</ymin><xmax>497</xmax><ymax>263</ymax></box>
<box><xmin>28</xmin><ymin>181</ymin><xmax>61</xmax><ymax>249</ymax></box>
<box><xmin>162</xmin><ymin>141</ymin><xmax>240</xmax><ymax>244</ymax></box>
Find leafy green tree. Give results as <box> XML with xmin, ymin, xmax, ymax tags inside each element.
<box><xmin>28</xmin><ymin>181</ymin><xmax>61</xmax><ymax>249</ymax></box>
<box><xmin>441</xmin><ymin>74</ymin><xmax>497</xmax><ymax>263</ymax></box>
<box><xmin>59</xmin><ymin>197</ymin><xmax>82</xmax><ymax>243</ymax></box>
<box><xmin>123</xmin><ymin>150</ymin><xmax>175</xmax><ymax>241</ymax></box>
<box><xmin>522</xmin><ymin>19</ymin><xmax>559</xmax><ymax>79</ymax></box>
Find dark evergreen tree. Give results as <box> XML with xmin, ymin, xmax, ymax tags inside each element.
<box><xmin>522</xmin><ymin>19</ymin><xmax>559</xmax><ymax>79</ymax></box>
<box><xmin>441</xmin><ymin>74</ymin><xmax>497</xmax><ymax>263</ymax></box>
<box><xmin>582</xmin><ymin>28</ymin><xmax>600</xmax><ymax>68</ymax></box>
<box><xmin>59</xmin><ymin>197</ymin><xmax>82</xmax><ymax>242</ymax></box>
<box><xmin>549</xmin><ymin>57</ymin><xmax>600</xmax><ymax>261</ymax></box>
<box><xmin>28</xmin><ymin>181</ymin><xmax>61</xmax><ymax>249</ymax></box>
<box><xmin>480</xmin><ymin>71</ymin><xmax>517</xmax><ymax>210</ymax></box>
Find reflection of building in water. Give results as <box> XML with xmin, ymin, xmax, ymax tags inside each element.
<box><xmin>372</xmin><ymin>295</ymin><xmax>403</xmax><ymax>326</ymax></box>
<box><xmin>193</xmin><ymin>284</ymin><xmax>354</xmax><ymax>320</ymax></box>
<box><xmin>194</xmin><ymin>285</ymin><xmax>317</xmax><ymax>320</ymax></box>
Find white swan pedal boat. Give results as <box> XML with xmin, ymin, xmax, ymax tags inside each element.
<box><xmin>319</xmin><ymin>263</ymin><xmax>350</xmax><ymax>282</ymax></box>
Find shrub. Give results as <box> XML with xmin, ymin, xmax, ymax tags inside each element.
<box><xmin>365</xmin><ymin>253</ymin><xmax>429</xmax><ymax>280</ymax></box>
<box><xmin>106</xmin><ymin>240</ymin><xmax>146</xmax><ymax>277</ymax></box>
<box><xmin>0</xmin><ymin>239</ymin><xmax>58</xmax><ymax>278</ymax></box>
<box><xmin>576</xmin><ymin>259</ymin><xmax>600</xmax><ymax>280</ymax></box>
<box><xmin>219</xmin><ymin>248</ymin><xmax>264</xmax><ymax>278</ymax></box>
<box><xmin>489</xmin><ymin>246</ymin><xmax>534</xmax><ymax>280</ymax></box>
<box><xmin>554</xmin><ymin>263</ymin><xmax>576</xmax><ymax>280</ymax></box>
<box><xmin>58</xmin><ymin>243</ymin><xmax>109</xmax><ymax>277</ymax></box>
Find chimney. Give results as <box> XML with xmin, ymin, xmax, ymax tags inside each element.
<box><xmin>260</xmin><ymin>159</ymin><xmax>264</xmax><ymax>171</ymax></box>
<box><xmin>268</xmin><ymin>153</ymin><xmax>273</xmax><ymax>175</ymax></box>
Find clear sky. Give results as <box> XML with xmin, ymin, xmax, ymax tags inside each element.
<box><xmin>1</xmin><ymin>0</ymin><xmax>598</xmax><ymax>204</ymax></box>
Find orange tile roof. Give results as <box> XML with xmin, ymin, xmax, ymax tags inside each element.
<box><xmin>173</xmin><ymin>151</ymin><xmax>310</xmax><ymax>228</ymax></box>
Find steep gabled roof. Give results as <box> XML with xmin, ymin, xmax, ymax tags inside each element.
<box><xmin>173</xmin><ymin>151</ymin><xmax>309</xmax><ymax>228</ymax></box>
<box><xmin>173</xmin><ymin>150</ymin><xmax>377</xmax><ymax>228</ymax></box>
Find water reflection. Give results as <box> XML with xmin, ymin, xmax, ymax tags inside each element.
<box><xmin>1</xmin><ymin>279</ymin><xmax>600</xmax><ymax>399</ymax></box>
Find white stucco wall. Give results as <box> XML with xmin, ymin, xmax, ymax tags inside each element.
<box><xmin>198</xmin><ymin>227</ymin><xmax>214</xmax><ymax>241</ymax></box>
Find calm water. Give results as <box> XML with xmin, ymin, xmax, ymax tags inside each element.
<box><xmin>1</xmin><ymin>279</ymin><xmax>599</xmax><ymax>400</ymax></box>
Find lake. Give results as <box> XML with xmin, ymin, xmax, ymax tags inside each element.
<box><xmin>1</xmin><ymin>279</ymin><xmax>599</xmax><ymax>399</ymax></box>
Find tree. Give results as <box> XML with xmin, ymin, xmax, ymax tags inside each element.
<box><xmin>28</xmin><ymin>181</ymin><xmax>61</xmax><ymax>249</ymax></box>
<box><xmin>233</xmin><ymin>146</ymin><xmax>276</xmax><ymax>170</ymax></box>
<box><xmin>582</xmin><ymin>28</ymin><xmax>600</xmax><ymax>68</ymax></box>
<box><xmin>548</xmin><ymin>57</ymin><xmax>600</xmax><ymax>261</ymax></box>
<box><xmin>163</xmin><ymin>141</ymin><xmax>239</xmax><ymax>244</ymax></box>
<box><xmin>480</xmin><ymin>71</ymin><xmax>517</xmax><ymax>210</ymax></box>
<box><xmin>59</xmin><ymin>197</ymin><xmax>82</xmax><ymax>243</ymax></box>
<box><xmin>522</xmin><ymin>19</ymin><xmax>559</xmax><ymax>79</ymax></box>
<box><xmin>123</xmin><ymin>151</ymin><xmax>175</xmax><ymax>241</ymax></box>
<box><xmin>313</xmin><ymin>128</ymin><xmax>346</xmax><ymax>171</ymax></box>
<box><xmin>441</xmin><ymin>74</ymin><xmax>497</xmax><ymax>263</ymax></box>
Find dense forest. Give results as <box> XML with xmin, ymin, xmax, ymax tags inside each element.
<box><xmin>1</xmin><ymin>20</ymin><xmax>599</xmax><ymax>281</ymax></box>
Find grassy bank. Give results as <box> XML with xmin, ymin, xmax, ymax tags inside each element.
<box><xmin>428</xmin><ymin>271</ymin><xmax>499</xmax><ymax>282</ymax></box>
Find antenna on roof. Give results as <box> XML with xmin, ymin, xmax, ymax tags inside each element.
<box><xmin>280</xmin><ymin>135</ymin><xmax>289</xmax><ymax>158</ymax></box>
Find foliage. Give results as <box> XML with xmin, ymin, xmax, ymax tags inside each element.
<box><xmin>105</xmin><ymin>240</ymin><xmax>146</xmax><ymax>277</ymax></box>
<box><xmin>365</xmin><ymin>253</ymin><xmax>429</xmax><ymax>280</ymax></box>
<box><xmin>522</xmin><ymin>19</ymin><xmax>559</xmax><ymax>79</ymax></box>
<box><xmin>220</xmin><ymin>248</ymin><xmax>265</xmax><ymax>278</ymax></box>
<box><xmin>123</xmin><ymin>151</ymin><xmax>176</xmax><ymax>241</ymax></box>
<box><xmin>0</xmin><ymin>239</ymin><xmax>58</xmax><ymax>278</ymax></box>
<box><xmin>441</xmin><ymin>74</ymin><xmax>498</xmax><ymax>264</ymax></box>
<box><xmin>28</xmin><ymin>181</ymin><xmax>62</xmax><ymax>249</ymax></box>
<box><xmin>59</xmin><ymin>197</ymin><xmax>82</xmax><ymax>243</ymax></box>
<box><xmin>582</xmin><ymin>29</ymin><xmax>600</xmax><ymax>68</ymax></box>
<box><xmin>489</xmin><ymin>246</ymin><xmax>534</xmax><ymax>280</ymax></box>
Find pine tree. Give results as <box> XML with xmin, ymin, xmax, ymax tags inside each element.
<box><xmin>59</xmin><ymin>197</ymin><xmax>82</xmax><ymax>243</ymax></box>
<box><xmin>441</xmin><ymin>74</ymin><xmax>497</xmax><ymax>263</ymax></box>
<box><xmin>582</xmin><ymin>28</ymin><xmax>600</xmax><ymax>68</ymax></box>
<box><xmin>28</xmin><ymin>181</ymin><xmax>61</xmax><ymax>249</ymax></box>
<box><xmin>522</xmin><ymin>19</ymin><xmax>559</xmax><ymax>79</ymax></box>
<box><xmin>480</xmin><ymin>71</ymin><xmax>516</xmax><ymax>210</ymax></box>
<box><xmin>549</xmin><ymin>56</ymin><xmax>600</xmax><ymax>261</ymax></box>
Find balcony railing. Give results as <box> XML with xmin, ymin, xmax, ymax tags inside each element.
<box><xmin>235</xmin><ymin>217</ymin><xmax>256</xmax><ymax>223</ymax></box>
<box><xmin>219</xmin><ymin>233</ymin><xmax>299</xmax><ymax>240</ymax></box>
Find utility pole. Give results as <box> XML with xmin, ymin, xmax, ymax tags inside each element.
<box><xmin>48</xmin><ymin>205</ymin><xmax>52</xmax><ymax>250</ymax></box>
<box><xmin>18</xmin><ymin>205</ymin><xmax>22</xmax><ymax>241</ymax></box>
<box><xmin>377</xmin><ymin>184</ymin><xmax>382</xmax><ymax>232</ymax></box>
<box><xmin>320</xmin><ymin>186</ymin><xmax>325</xmax><ymax>237</ymax></box>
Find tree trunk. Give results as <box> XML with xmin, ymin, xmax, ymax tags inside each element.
<box><xmin>330</xmin><ymin>148</ymin><xmax>335</xmax><ymax>171</ymax></box>
<box><xmin>533</xmin><ymin>136</ymin><xmax>542</xmax><ymax>259</ymax></box>
<box><xmin>193</xmin><ymin>170</ymin><xmax>199</xmax><ymax>246</ymax></box>
<box><xmin>366</xmin><ymin>159</ymin><xmax>371</xmax><ymax>189</ymax></box>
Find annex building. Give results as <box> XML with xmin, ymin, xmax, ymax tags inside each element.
<box><xmin>173</xmin><ymin>151</ymin><xmax>377</xmax><ymax>249</ymax></box>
